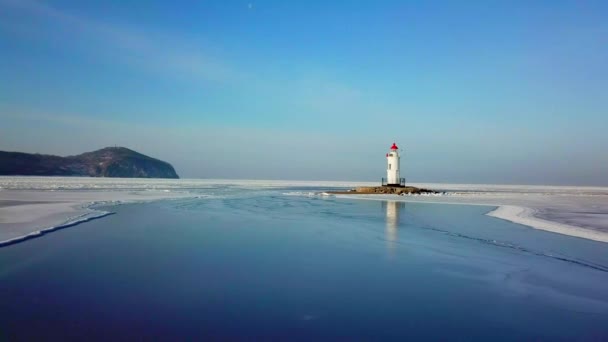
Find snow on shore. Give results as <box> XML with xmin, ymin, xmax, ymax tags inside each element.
<box><xmin>1</xmin><ymin>177</ymin><xmax>608</xmax><ymax>245</ymax></box>
<box><xmin>486</xmin><ymin>205</ymin><xmax>608</xmax><ymax>243</ymax></box>
<box><xmin>335</xmin><ymin>183</ymin><xmax>608</xmax><ymax>243</ymax></box>
<box><xmin>0</xmin><ymin>177</ymin><xmax>375</xmax><ymax>245</ymax></box>
<box><xmin>0</xmin><ymin>186</ymin><xmax>196</xmax><ymax>245</ymax></box>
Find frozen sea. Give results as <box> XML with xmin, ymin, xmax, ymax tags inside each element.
<box><xmin>1</xmin><ymin>182</ymin><xmax>608</xmax><ymax>340</ymax></box>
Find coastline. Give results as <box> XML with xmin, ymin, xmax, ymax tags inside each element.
<box><xmin>486</xmin><ymin>205</ymin><xmax>608</xmax><ymax>243</ymax></box>
<box><xmin>331</xmin><ymin>191</ymin><xmax>608</xmax><ymax>243</ymax></box>
<box><xmin>0</xmin><ymin>210</ymin><xmax>114</xmax><ymax>247</ymax></box>
<box><xmin>0</xmin><ymin>176</ymin><xmax>380</xmax><ymax>248</ymax></box>
<box><xmin>2</xmin><ymin>177</ymin><xmax>608</xmax><ymax>246</ymax></box>
<box><xmin>0</xmin><ymin>189</ymin><xmax>195</xmax><ymax>246</ymax></box>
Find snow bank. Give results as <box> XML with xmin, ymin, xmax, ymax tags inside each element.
<box><xmin>335</xmin><ymin>185</ymin><xmax>608</xmax><ymax>243</ymax></box>
<box><xmin>0</xmin><ymin>210</ymin><xmax>114</xmax><ymax>247</ymax></box>
<box><xmin>487</xmin><ymin>205</ymin><xmax>608</xmax><ymax>243</ymax></box>
<box><xmin>2</xmin><ymin>177</ymin><xmax>608</xmax><ymax>245</ymax></box>
<box><xmin>0</xmin><ymin>187</ymin><xmax>196</xmax><ymax>246</ymax></box>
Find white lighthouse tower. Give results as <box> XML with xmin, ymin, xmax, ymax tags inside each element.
<box><xmin>386</xmin><ymin>142</ymin><xmax>402</xmax><ymax>186</ymax></box>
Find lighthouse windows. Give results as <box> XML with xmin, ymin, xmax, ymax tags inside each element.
<box><xmin>388</xmin><ymin>164</ymin><xmax>391</xmax><ymax>170</ymax></box>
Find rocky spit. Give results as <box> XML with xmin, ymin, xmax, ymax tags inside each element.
<box><xmin>328</xmin><ymin>186</ymin><xmax>440</xmax><ymax>195</ymax></box>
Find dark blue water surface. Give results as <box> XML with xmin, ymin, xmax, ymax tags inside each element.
<box><xmin>1</xmin><ymin>188</ymin><xmax>608</xmax><ymax>340</ymax></box>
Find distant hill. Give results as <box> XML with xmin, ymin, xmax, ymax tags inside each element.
<box><xmin>0</xmin><ymin>147</ymin><xmax>179</xmax><ymax>179</ymax></box>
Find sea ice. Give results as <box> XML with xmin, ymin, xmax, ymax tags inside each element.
<box><xmin>336</xmin><ymin>183</ymin><xmax>608</xmax><ymax>242</ymax></box>
<box><xmin>1</xmin><ymin>177</ymin><xmax>607</xmax><ymax>244</ymax></box>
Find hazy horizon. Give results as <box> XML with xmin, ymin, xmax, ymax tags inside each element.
<box><xmin>1</xmin><ymin>0</ymin><xmax>607</xmax><ymax>185</ymax></box>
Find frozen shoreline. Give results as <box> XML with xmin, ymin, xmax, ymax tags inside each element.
<box><xmin>1</xmin><ymin>177</ymin><xmax>608</xmax><ymax>245</ymax></box>
<box><xmin>0</xmin><ymin>210</ymin><xmax>114</xmax><ymax>247</ymax></box>
<box><xmin>486</xmin><ymin>205</ymin><xmax>608</xmax><ymax>243</ymax></box>
<box><xmin>0</xmin><ymin>188</ymin><xmax>196</xmax><ymax>246</ymax></box>
<box><xmin>333</xmin><ymin>183</ymin><xmax>608</xmax><ymax>243</ymax></box>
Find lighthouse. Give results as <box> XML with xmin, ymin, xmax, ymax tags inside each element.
<box><xmin>385</xmin><ymin>142</ymin><xmax>403</xmax><ymax>186</ymax></box>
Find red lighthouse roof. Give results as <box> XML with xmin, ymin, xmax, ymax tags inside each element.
<box><xmin>390</xmin><ymin>143</ymin><xmax>398</xmax><ymax>150</ymax></box>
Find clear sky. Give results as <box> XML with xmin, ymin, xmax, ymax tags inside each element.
<box><xmin>1</xmin><ymin>0</ymin><xmax>607</xmax><ymax>185</ymax></box>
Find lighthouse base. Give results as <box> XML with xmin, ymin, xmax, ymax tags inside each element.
<box><xmin>327</xmin><ymin>186</ymin><xmax>439</xmax><ymax>195</ymax></box>
<box><xmin>381</xmin><ymin>177</ymin><xmax>406</xmax><ymax>187</ymax></box>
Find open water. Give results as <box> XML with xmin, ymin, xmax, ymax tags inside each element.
<box><xmin>1</xmin><ymin>185</ymin><xmax>608</xmax><ymax>340</ymax></box>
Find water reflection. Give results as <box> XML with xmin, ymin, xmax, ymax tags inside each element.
<box><xmin>382</xmin><ymin>201</ymin><xmax>405</xmax><ymax>256</ymax></box>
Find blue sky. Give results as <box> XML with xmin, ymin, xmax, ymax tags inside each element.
<box><xmin>1</xmin><ymin>0</ymin><xmax>607</xmax><ymax>184</ymax></box>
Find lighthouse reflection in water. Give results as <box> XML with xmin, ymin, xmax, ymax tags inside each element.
<box><xmin>382</xmin><ymin>200</ymin><xmax>405</xmax><ymax>256</ymax></box>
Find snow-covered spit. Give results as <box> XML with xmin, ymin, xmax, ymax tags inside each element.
<box><xmin>0</xmin><ymin>177</ymin><xmax>378</xmax><ymax>246</ymax></box>
<box><xmin>0</xmin><ymin>189</ymin><xmax>196</xmax><ymax>247</ymax></box>
<box><xmin>1</xmin><ymin>177</ymin><xmax>608</xmax><ymax>245</ymax></box>
<box><xmin>335</xmin><ymin>183</ymin><xmax>608</xmax><ymax>243</ymax></box>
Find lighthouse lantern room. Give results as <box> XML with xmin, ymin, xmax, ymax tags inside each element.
<box><xmin>384</xmin><ymin>143</ymin><xmax>405</xmax><ymax>187</ymax></box>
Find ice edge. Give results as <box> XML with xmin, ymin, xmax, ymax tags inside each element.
<box><xmin>486</xmin><ymin>205</ymin><xmax>608</xmax><ymax>243</ymax></box>
<box><xmin>331</xmin><ymin>194</ymin><xmax>608</xmax><ymax>244</ymax></box>
<box><xmin>0</xmin><ymin>209</ymin><xmax>115</xmax><ymax>247</ymax></box>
